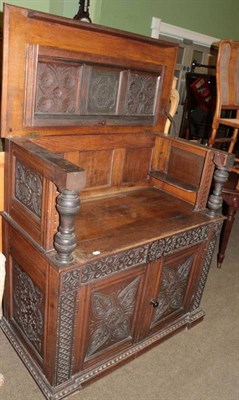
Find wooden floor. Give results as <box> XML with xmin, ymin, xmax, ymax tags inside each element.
<box><xmin>75</xmin><ymin>187</ymin><xmax>217</xmax><ymax>261</ymax></box>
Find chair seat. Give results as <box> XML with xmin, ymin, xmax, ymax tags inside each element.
<box><xmin>218</xmin><ymin>117</ymin><xmax>239</xmax><ymax>128</ymax></box>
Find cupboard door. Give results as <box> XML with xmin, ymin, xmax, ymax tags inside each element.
<box><xmin>140</xmin><ymin>245</ymin><xmax>202</xmax><ymax>339</ymax></box>
<box><xmin>75</xmin><ymin>265</ymin><xmax>147</xmax><ymax>370</ymax></box>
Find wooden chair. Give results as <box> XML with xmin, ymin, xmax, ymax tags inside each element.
<box><xmin>208</xmin><ymin>39</ymin><xmax>239</xmax><ymax>173</ymax></box>
<box><xmin>208</xmin><ymin>40</ymin><xmax>239</xmax><ymax>267</ymax></box>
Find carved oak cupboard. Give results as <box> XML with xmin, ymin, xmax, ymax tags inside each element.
<box><xmin>0</xmin><ymin>4</ymin><xmax>233</xmax><ymax>400</ymax></box>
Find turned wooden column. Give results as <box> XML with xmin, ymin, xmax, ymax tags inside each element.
<box><xmin>207</xmin><ymin>151</ymin><xmax>235</xmax><ymax>218</ymax></box>
<box><xmin>207</xmin><ymin>166</ymin><xmax>229</xmax><ymax>217</ymax></box>
<box><xmin>54</xmin><ymin>189</ymin><xmax>81</xmax><ymax>264</ymax></box>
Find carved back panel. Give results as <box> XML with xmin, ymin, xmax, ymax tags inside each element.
<box><xmin>31</xmin><ymin>55</ymin><xmax>161</xmax><ymax>128</ymax></box>
<box><xmin>1</xmin><ymin>5</ymin><xmax>178</xmax><ymax>138</ymax></box>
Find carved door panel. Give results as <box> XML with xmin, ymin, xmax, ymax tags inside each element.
<box><xmin>5</xmin><ymin>228</ymin><xmax>49</xmax><ymax>369</ymax></box>
<box><xmin>76</xmin><ymin>265</ymin><xmax>146</xmax><ymax>370</ymax></box>
<box><xmin>139</xmin><ymin>244</ymin><xmax>202</xmax><ymax>340</ymax></box>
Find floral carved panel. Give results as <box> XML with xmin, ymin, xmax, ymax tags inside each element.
<box><xmin>36</xmin><ymin>62</ymin><xmax>81</xmax><ymax>114</ymax></box>
<box><xmin>13</xmin><ymin>261</ymin><xmax>44</xmax><ymax>355</ymax></box>
<box><xmin>85</xmin><ymin>276</ymin><xmax>141</xmax><ymax>359</ymax></box>
<box><xmin>87</xmin><ymin>67</ymin><xmax>120</xmax><ymax>114</ymax></box>
<box><xmin>151</xmin><ymin>255</ymin><xmax>193</xmax><ymax>326</ymax></box>
<box><xmin>125</xmin><ymin>73</ymin><xmax>158</xmax><ymax>115</ymax></box>
<box><xmin>27</xmin><ymin>47</ymin><xmax>163</xmax><ymax>126</ymax></box>
<box><xmin>15</xmin><ymin>160</ymin><xmax>43</xmax><ymax>218</ymax></box>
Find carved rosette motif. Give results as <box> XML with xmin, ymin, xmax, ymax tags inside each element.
<box><xmin>148</xmin><ymin>226</ymin><xmax>209</xmax><ymax>262</ymax></box>
<box><xmin>125</xmin><ymin>73</ymin><xmax>157</xmax><ymax>115</ymax></box>
<box><xmin>82</xmin><ymin>246</ymin><xmax>148</xmax><ymax>284</ymax></box>
<box><xmin>36</xmin><ymin>62</ymin><xmax>79</xmax><ymax>114</ymax></box>
<box><xmin>85</xmin><ymin>277</ymin><xmax>140</xmax><ymax>359</ymax></box>
<box><xmin>54</xmin><ymin>270</ymin><xmax>80</xmax><ymax>386</ymax></box>
<box><xmin>15</xmin><ymin>160</ymin><xmax>43</xmax><ymax>218</ymax></box>
<box><xmin>13</xmin><ymin>261</ymin><xmax>44</xmax><ymax>354</ymax></box>
<box><xmin>190</xmin><ymin>222</ymin><xmax>223</xmax><ymax>311</ymax></box>
<box><xmin>87</xmin><ymin>68</ymin><xmax>119</xmax><ymax>114</ymax></box>
<box><xmin>151</xmin><ymin>256</ymin><xmax>193</xmax><ymax>325</ymax></box>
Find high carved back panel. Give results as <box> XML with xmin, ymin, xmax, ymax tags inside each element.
<box><xmin>29</xmin><ymin>50</ymin><xmax>161</xmax><ymax>127</ymax></box>
<box><xmin>1</xmin><ymin>4</ymin><xmax>178</xmax><ymax>138</ymax></box>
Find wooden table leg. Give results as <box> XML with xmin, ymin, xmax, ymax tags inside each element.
<box><xmin>217</xmin><ymin>204</ymin><xmax>237</xmax><ymax>268</ymax></box>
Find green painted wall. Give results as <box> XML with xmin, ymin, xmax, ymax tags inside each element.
<box><xmin>0</xmin><ymin>0</ymin><xmax>49</xmax><ymax>13</ymax></box>
<box><xmin>49</xmin><ymin>0</ymin><xmax>79</xmax><ymax>19</ymax></box>
<box><xmin>0</xmin><ymin>1</ymin><xmax>238</xmax><ymax>40</ymax></box>
<box><xmin>49</xmin><ymin>0</ymin><xmax>64</xmax><ymax>16</ymax></box>
<box><xmin>0</xmin><ymin>0</ymin><xmax>78</xmax><ymax>16</ymax></box>
<box><xmin>91</xmin><ymin>0</ymin><xmax>239</xmax><ymax>40</ymax></box>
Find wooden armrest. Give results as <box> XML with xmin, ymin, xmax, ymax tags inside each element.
<box><xmin>11</xmin><ymin>139</ymin><xmax>86</xmax><ymax>192</ymax></box>
<box><xmin>149</xmin><ymin>170</ymin><xmax>198</xmax><ymax>192</ymax></box>
<box><xmin>8</xmin><ymin>139</ymin><xmax>86</xmax><ymax>265</ymax></box>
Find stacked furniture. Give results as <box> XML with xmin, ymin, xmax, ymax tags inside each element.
<box><xmin>0</xmin><ymin>5</ymin><xmax>233</xmax><ymax>400</ymax></box>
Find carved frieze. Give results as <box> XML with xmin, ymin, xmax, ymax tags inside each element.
<box><xmin>13</xmin><ymin>261</ymin><xmax>44</xmax><ymax>354</ymax></box>
<box><xmin>86</xmin><ymin>277</ymin><xmax>140</xmax><ymax>359</ymax></box>
<box><xmin>82</xmin><ymin>226</ymin><xmax>210</xmax><ymax>285</ymax></box>
<box><xmin>148</xmin><ymin>225</ymin><xmax>209</xmax><ymax>262</ymax></box>
<box><xmin>15</xmin><ymin>159</ymin><xmax>43</xmax><ymax>218</ymax></box>
<box><xmin>82</xmin><ymin>246</ymin><xmax>148</xmax><ymax>284</ymax></box>
<box><xmin>125</xmin><ymin>73</ymin><xmax>158</xmax><ymax>115</ymax></box>
<box><xmin>151</xmin><ymin>256</ymin><xmax>193</xmax><ymax>325</ymax></box>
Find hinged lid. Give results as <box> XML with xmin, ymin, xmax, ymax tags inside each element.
<box><xmin>1</xmin><ymin>4</ymin><xmax>178</xmax><ymax>138</ymax></box>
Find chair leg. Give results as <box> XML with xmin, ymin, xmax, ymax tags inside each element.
<box><xmin>228</xmin><ymin>128</ymin><xmax>238</xmax><ymax>153</ymax></box>
<box><xmin>209</xmin><ymin>127</ymin><xmax>218</xmax><ymax>147</ymax></box>
<box><xmin>217</xmin><ymin>204</ymin><xmax>237</xmax><ymax>268</ymax></box>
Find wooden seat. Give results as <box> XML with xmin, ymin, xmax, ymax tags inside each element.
<box><xmin>209</xmin><ymin>40</ymin><xmax>239</xmax><ymax>173</ymax></box>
